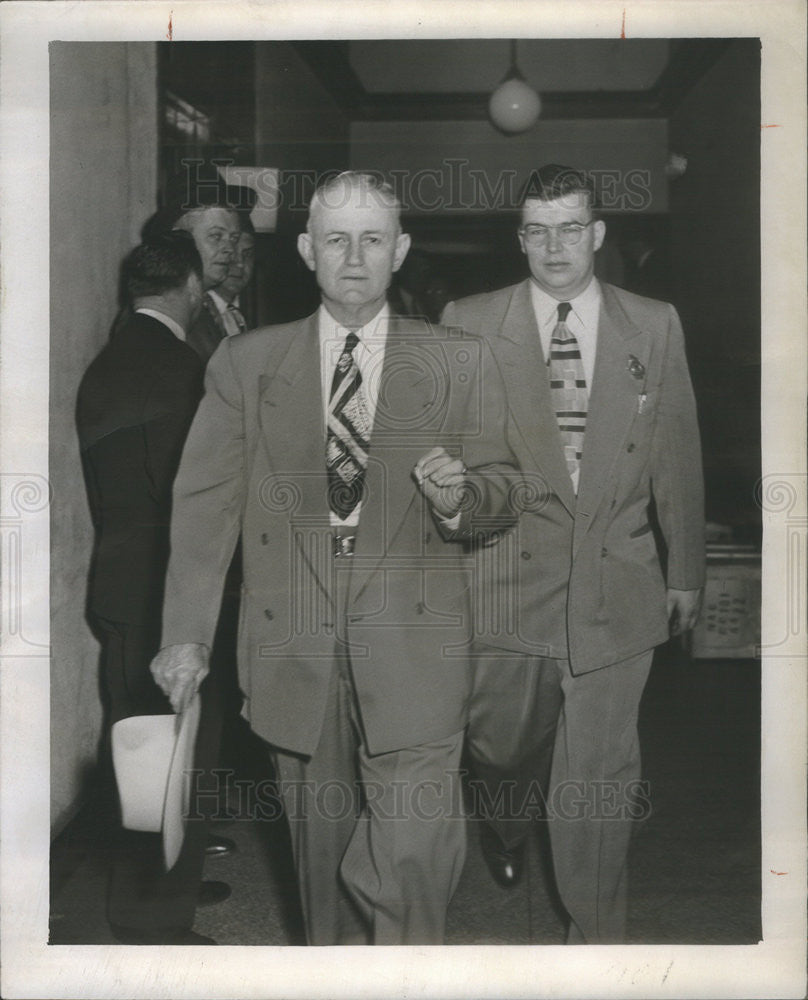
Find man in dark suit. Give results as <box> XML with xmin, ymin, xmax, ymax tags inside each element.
<box><xmin>149</xmin><ymin>172</ymin><xmax>517</xmax><ymax>945</ymax></box>
<box><xmin>442</xmin><ymin>164</ymin><xmax>705</xmax><ymax>943</ymax></box>
<box><xmin>77</xmin><ymin>233</ymin><xmax>230</xmax><ymax>944</ymax></box>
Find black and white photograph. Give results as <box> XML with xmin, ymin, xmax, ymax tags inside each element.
<box><xmin>1</xmin><ymin>2</ymin><xmax>805</xmax><ymax>998</ymax></box>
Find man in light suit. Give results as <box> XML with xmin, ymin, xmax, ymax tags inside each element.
<box><xmin>442</xmin><ymin>164</ymin><xmax>705</xmax><ymax>943</ymax></box>
<box><xmin>150</xmin><ymin>172</ymin><xmax>516</xmax><ymax>945</ymax></box>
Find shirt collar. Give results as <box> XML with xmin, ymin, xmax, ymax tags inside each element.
<box><xmin>529</xmin><ymin>277</ymin><xmax>600</xmax><ymax>328</ymax></box>
<box><xmin>318</xmin><ymin>302</ymin><xmax>390</xmax><ymax>348</ymax></box>
<box><xmin>207</xmin><ymin>289</ymin><xmax>239</xmax><ymax>314</ymax></box>
<box><xmin>134</xmin><ymin>307</ymin><xmax>186</xmax><ymax>342</ymax></box>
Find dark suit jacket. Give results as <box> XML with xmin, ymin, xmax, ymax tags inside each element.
<box><xmin>77</xmin><ymin>312</ymin><xmax>204</xmax><ymax>625</ymax></box>
<box><xmin>186</xmin><ymin>293</ymin><xmax>227</xmax><ymax>363</ymax></box>
<box><xmin>160</xmin><ymin>312</ymin><xmax>517</xmax><ymax>756</ymax></box>
<box><xmin>442</xmin><ymin>280</ymin><xmax>705</xmax><ymax>674</ymax></box>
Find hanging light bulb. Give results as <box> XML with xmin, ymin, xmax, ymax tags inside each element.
<box><xmin>489</xmin><ymin>40</ymin><xmax>541</xmax><ymax>134</ymax></box>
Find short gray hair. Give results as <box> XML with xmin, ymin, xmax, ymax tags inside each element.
<box><xmin>307</xmin><ymin>171</ymin><xmax>401</xmax><ymax>232</ymax></box>
<box><xmin>173</xmin><ymin>204</ymin><xmax>239</xmax><ymax>234</ymax></box>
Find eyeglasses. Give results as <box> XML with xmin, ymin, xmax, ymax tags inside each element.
<box><xmin>519</xmin><ymin>221</ymin><xmax>595</xmax><ymax>247</ymax></box>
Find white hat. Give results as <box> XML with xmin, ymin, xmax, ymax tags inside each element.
<box><xmin>111</xmin><ymin>693</ymin><xmax>201</xmax><ymax>870</ymax></box>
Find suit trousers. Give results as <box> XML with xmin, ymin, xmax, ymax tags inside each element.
<box><xmin>98</xmin><ymin>618</ymin><xmax>221</xmax><ymax>934</ymax></box>
<box><xmin>271</xmin><ymin>566</ymin><xmax>467</xmax><ymax>945</ymax></box>
<box><xmin>467</xmin><ymin>643</ymin><xmax>653</xmax><ymax>943</ymax></box>
<box><xmin>550</xmin><ymin>649</ymin><xmax>653</xmax><ymax>944</ymax></box>
<box><xmin>466</xmin><ymin>645</ymin><xmax>563</xmax><ymax>848</ymax></box>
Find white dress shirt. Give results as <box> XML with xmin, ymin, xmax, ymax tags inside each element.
<box><xmin>319</xmin><ymin>303</ymin><xmax>390</xmax><ymax>528</ymax></box>
<box><xmin>528</xmin><ymin>276</ymin><xmax>601</xmax><ymax>386</ymax></box>
<box><xmin>528</xmin><ymin>277</ymin><xmax>601</xmax><ymax>493</ymax></box>
<box><xmin>134</xmin><ymin>307</ymin><xmax>186</xmax><ymax>342</ymax></box>
<box><xmin>208</xmin><ymin>289</ymin><xmax>244</xmax><ymax>337</ymax></box>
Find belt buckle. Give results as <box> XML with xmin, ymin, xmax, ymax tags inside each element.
<box><xmin>333</xmin><ymin>534</ymin><xmax>356</xmax><ymax>558</ymax></box>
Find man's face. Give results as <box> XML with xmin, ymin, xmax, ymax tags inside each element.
<box><xmin>518</xmin><ymin>192</ymin><xmax>605</xmax><ymax>300</ymax></box>
<box><xmin>297</xmin><ymin>185</ymin><xmax>410</xmax><ymax>325</ymax></box>
<box><xmin>183</xmin><ymin>207</ymin><xmax>241</xmax><ymax>290</ymax></box>
<box><xmin>219</xmin><ymin>231</ymin><xmax>255</xmax><ymax>301</ymax></box>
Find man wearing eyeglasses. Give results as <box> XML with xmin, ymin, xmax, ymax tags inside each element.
<box><xmin>442</xmin><ymin>163</ymin><xmax>705</xmax><ymax>943</ymax></box>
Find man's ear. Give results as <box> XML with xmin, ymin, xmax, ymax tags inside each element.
<box><xmin>517</xmin><ymin>230</ymin><xmax>528</xmax><ymax>256</ymax></box>
<box><xmin>593</xmin><ymin>220</ymin><xmax>606</xmax><ymax>253</ymax></box>
<box><xmin>392</xmin><ymin>232</ymin><xmax>411</xmax><ymax>273</ymax></box>
<box><xmin>186</xmin><ymin>272</ymin><xmax>203</xmax><ymax>306</ymax></box>
<box><xmin>297</xmin><ymin>232</ymin><xmax>316</xmax><ymax>272</ymax></box>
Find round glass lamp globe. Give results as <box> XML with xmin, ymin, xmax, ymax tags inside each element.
<box><xmin>489</xmin><ymin>78</ymin><xmax>541</xmax><ymax>133</ymax></box>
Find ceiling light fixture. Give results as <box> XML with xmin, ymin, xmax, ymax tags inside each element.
<box><xmin>488</xmin><ymin>40</ymin><xmax>541</xmax><ymax>134</ymax></box>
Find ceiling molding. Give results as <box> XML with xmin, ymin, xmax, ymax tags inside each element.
<box><xmin>290</xmin><ymin>39</ymin><xmax>735</xmax><ymax>122</ymax></box>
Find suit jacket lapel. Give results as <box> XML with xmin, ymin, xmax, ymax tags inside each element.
<box><xmin>187</xmin><ymin>294</ymin><xmax>226</xmax><ymax>362</ymax></box>
<box><xmin>349</xmin><ymin>317</ymin><xmax>430</xmax><ymax>603</ymax></box>
<box><xmin>575</xmin><ymin>283</ymin><xmax>648</xmax><ymax>546</ymax></box>
<box><xmin>258</xmin><ymin>313</ymin><xmax>327</xmax><ymax>521</ymax></box>
<box><xmin>496</xmin><ymin>281</ymin><xmax>577</xmax><ymax>515</ymax></box>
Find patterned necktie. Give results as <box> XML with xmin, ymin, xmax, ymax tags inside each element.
<box><xmin>325</xmin><ymin>332</ymin><xmax>371</xmax><ymax>520</ymax></box>
<box><xmin>224</xmin><ymin>302</ymin><xmax>247</xmax><ymax>337</ymax></box>
<box><xmin>548</xmin><ymin>301</ymin><xmax>588</xmax><ymax>483</ymax></box>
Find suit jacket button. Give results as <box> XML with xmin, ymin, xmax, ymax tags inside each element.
<box><xmin>627</xmin><ymin>443</ymin><xmax>636</xmax><ymax>453</ymax></box>
<box><xmin>521</xmin><ymin>551</ymin><xmax>531</xmax><ymax>560</ymax></box>
<box><xmin>601</xmin><ymin>547</ymin><xmax>608</xmax><ymax>557</ymax></box>
<box><xmin>264</xmin><ymin>608</ymin><xmax>274</xmax><ymax>620</ymax></box>
<box><xmin>415</xmin><ymin>602</ymin><xmax>425</xmax><ymax>615</ymax></box>
<box><xmin>261</xmin><ymin>533</ymin><xmax>269</xmax><ymax>545</ymax></box>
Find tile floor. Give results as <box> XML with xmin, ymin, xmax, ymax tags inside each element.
<box><xmin>49</xmin><ymin>644</ymin><xmax>761</xmax><ymax>946</ymax></box>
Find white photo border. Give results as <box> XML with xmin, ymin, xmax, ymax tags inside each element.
<box><xmin>1</xmin><ymin>1</ymin><xmax>805</xmax><ymax>997</ymax></box>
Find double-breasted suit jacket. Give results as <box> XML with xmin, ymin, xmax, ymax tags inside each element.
<box><xmin>442</xmin><ymin>279</ymin><xmax>705</xmax><ymax>671</ymax></box>
<box><xmin>161</xmin><ymin>312</ymin><xmax>516</xmax><ymax>757</ymax></box>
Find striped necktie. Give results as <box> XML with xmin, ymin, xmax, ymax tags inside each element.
<box><xmin>325</xmin><ymin>332</ymin><xmax>371</xmax><ymax>520</ymax></box>
<box><xmin>548</xmin><ymin>301</ymin><xmax>588</xmax><ymax>483</ymax></box>
<box><xmin>224</xmin><ymin>302</ymin><xmax>247</xmax><ymax>336</ymax></box>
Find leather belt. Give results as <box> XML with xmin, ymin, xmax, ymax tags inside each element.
<box><xmin>333</xmin><ymin>533</ymin><xmax>356</xmax><ymax>558</ymax></box>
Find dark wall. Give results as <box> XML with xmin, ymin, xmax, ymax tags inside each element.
<box><xmin>669</xmin><ymin>39</ymin><xmax>761</xmax><ymax>531</ymax></box>
<box><xmin>254</xmin><ymin>43</ymin><xmax>351</xmax><ymax>324</ymax></box>
<box><xmin>51</xmin><ymin>42</ymin><xmax>159</xmax><ymax>833</ymax></box>
<box><xmin>156</xmin><ymin>41</ymin><xmax>351</xmax><ymax>325</ymax></box>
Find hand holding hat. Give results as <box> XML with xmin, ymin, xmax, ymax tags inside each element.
<box><xmin>151</xmin><ymin>643</ymin><xmax>209</xmax><ymax>713</ymax></box>
<box><xmin>111</xmin><ymin>693</ymin><xmax>202</xmax><ymax>870</ymax></box>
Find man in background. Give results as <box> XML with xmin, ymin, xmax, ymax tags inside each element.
<box><xmin>208</xmin><ymin>218</ymin><xmax>256</xmax><ymax>336</ymax></box>
<box><xmin>199</xmin><ymin>215</ymin><xmax>258</xmax><ymax>778</ymax></box>
<box><xmin>77</xmin><ymin>232</ymin><xmax>231</xmax><ymax>944</ymax></box>
<box><xmin>170</xmin><ymin>194</ymin><xmax>242</xmax><ymax>361</ymax></box>
<box><xmin>442</xmin><ymin>163</ymin><xmax>705</xmax><ymax>943</ymax></box>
